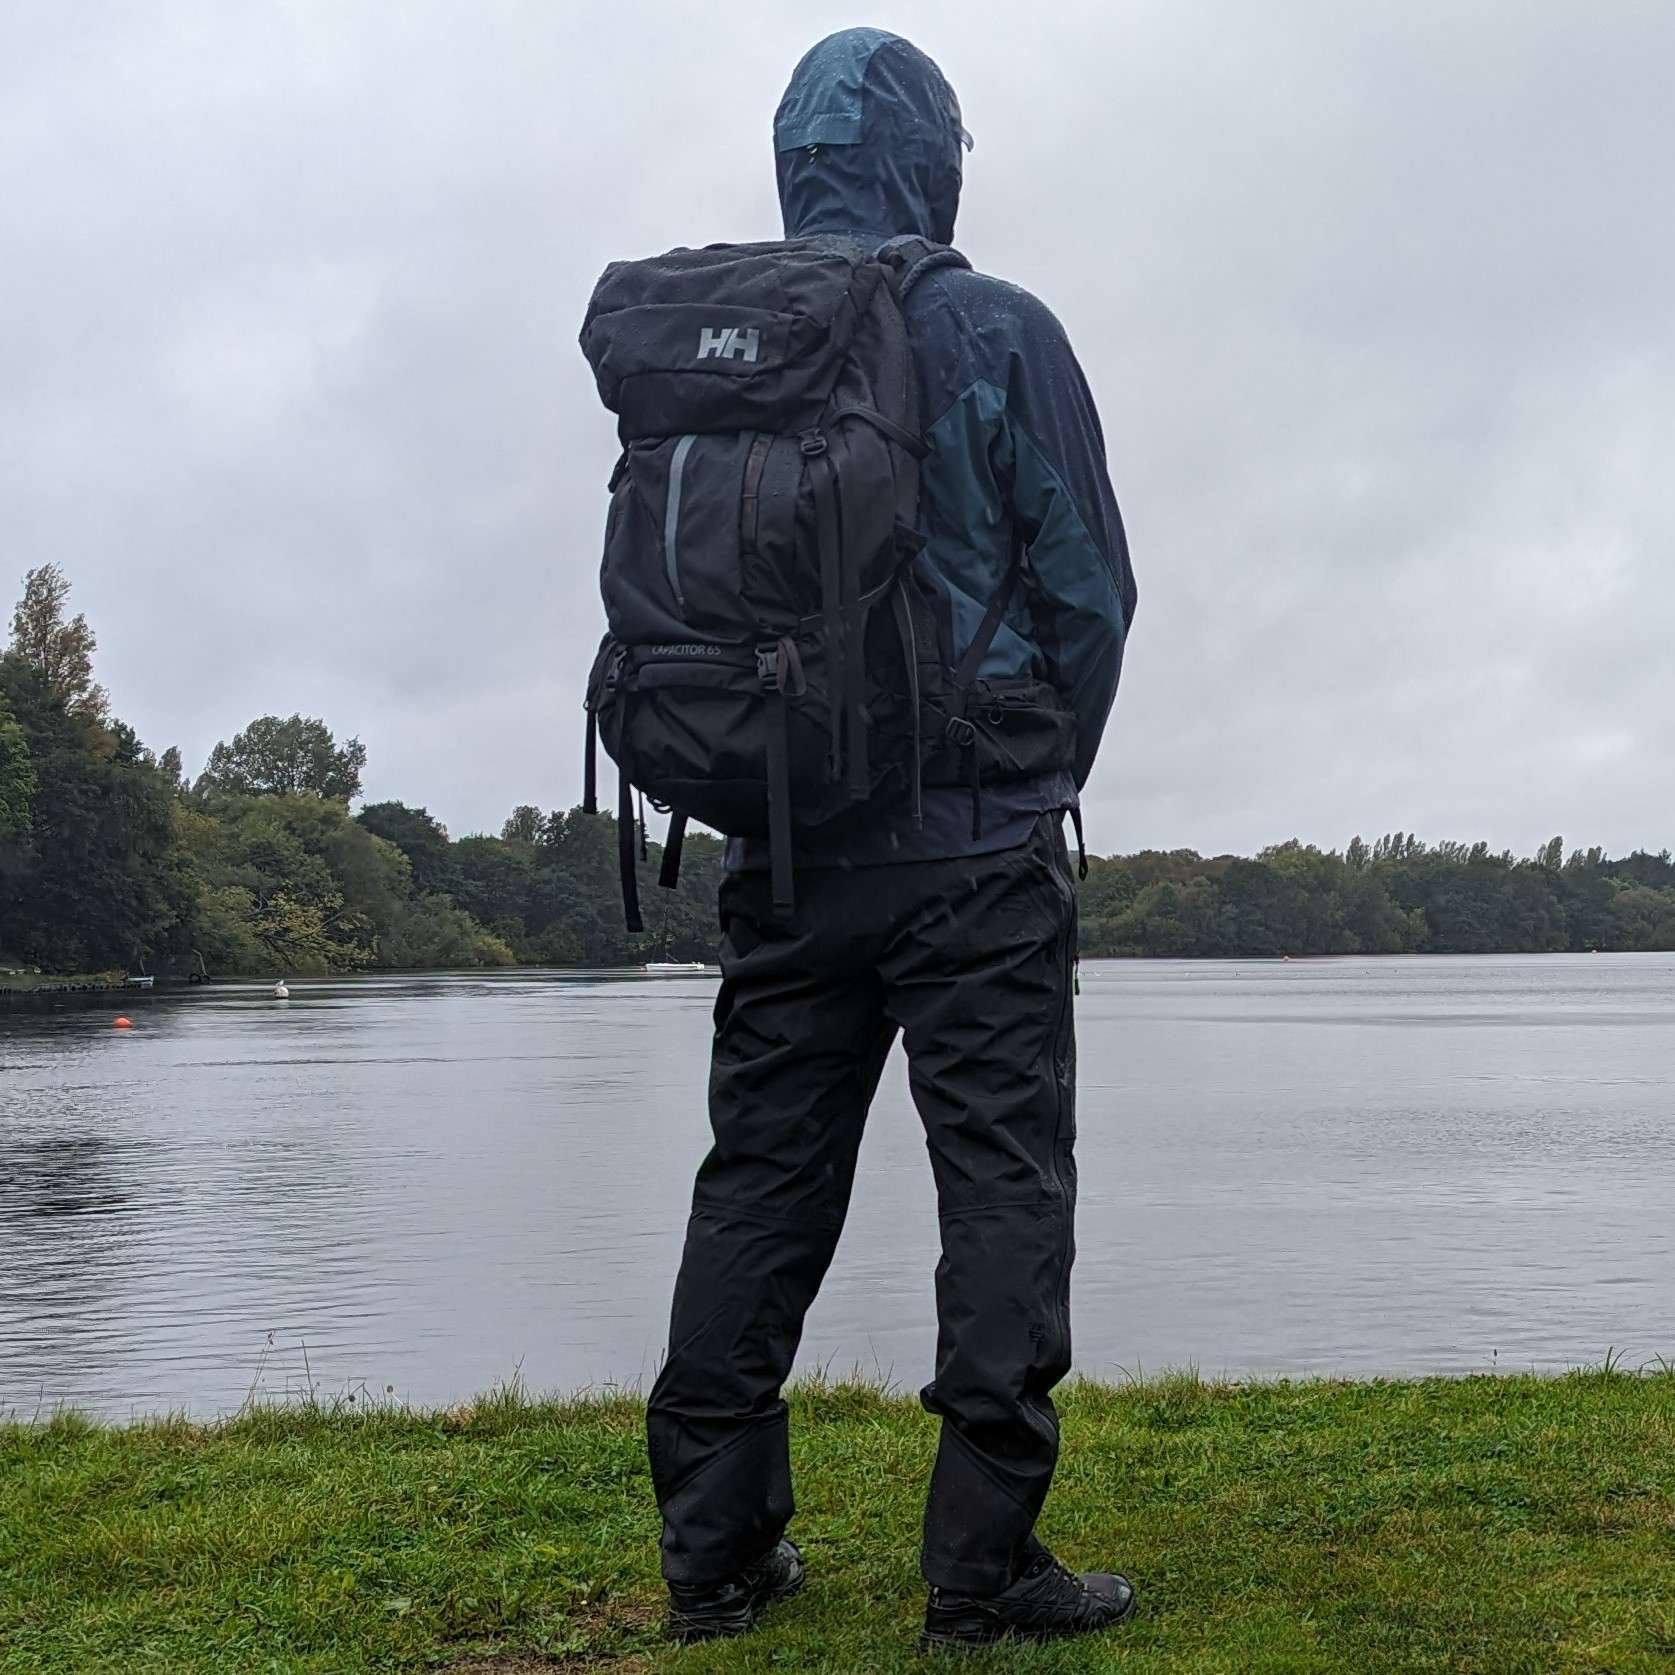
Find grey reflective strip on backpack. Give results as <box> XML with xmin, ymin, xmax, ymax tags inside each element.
<box><xmin>664</xmin><ymin>434</ymin><xmax>697</xmax><ymax>612</ymax></box>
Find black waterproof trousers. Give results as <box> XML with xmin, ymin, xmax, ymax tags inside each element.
<box><xmin>646</xmin><ymin>813</ymin><xmax>1079</xmax><ymax>1595</ymax></box>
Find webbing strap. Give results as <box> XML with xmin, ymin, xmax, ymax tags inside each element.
<box><xmin>582</xmin><ymin>708</ymin><xmax>598</xmax><ymax>816</ymax></box>
<box><xmin>658</xmin><ymin>812</ymin><xmax>687</xmax><ymax>891</ymax></box>
<box><xmin>890</xmin><ymin>585</ymin><xmax>924</xmax><ymax>828</ymax></box>
<box><xmin>809</xmin><ymin>449</ymin><xmax>844</xmax><ymax>781</ymax></box>
<box><xmin>953</xmin><ymin>563</ymin><xmax>1024</xmax><ymax>693</ymax></box>
<box><xmin>829</xmin><ymin>403</ymin><xmax>929</xmax><ymax>459</ymax></box>
<box><xmin>1068</xmin><ymin>805</ymin><xmax>1089</xmax><ymax>880</ymax></box>
<box><xmin>763</xmin><ymin>687</ymin><xmax>795</xmax><ymax>919</ymax></box>
<box><xmin>618</xmin><ymin>768</ymin><xmax>642</xmax><ymax>933</ymax></box>
<box><xmin>840</xmin><ymin>477</ymin><xmax>869</xmax><ymax>800</ymax></box>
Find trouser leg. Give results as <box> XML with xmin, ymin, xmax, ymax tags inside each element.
<box><xmin>647</xmin><ymin>879</ymin><xmax>891</xmax><ymax>1584</ymax></box>
<box><xmin>883</xmin><ymin>816</ymin><xmax>1080</xmax><ymax>1594</ymax></box>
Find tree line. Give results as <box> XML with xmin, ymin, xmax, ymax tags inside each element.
<box><xmin>0</xmin><ymin>565</ymin><xmax>722</xmax><ymax>976</ymax></box>
<box><xmin>3</xmin><ymin>565</ymin><xmax>1672</xmax><ymax>976</ymax></box>
<box><xmin>1078</xmin><ymin>834</ymin><xmax>1675</xmax><ymax>958</ymax></box>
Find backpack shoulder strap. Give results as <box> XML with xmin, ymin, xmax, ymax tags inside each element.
<box><xmin>875</xmin><ymin>235</ymin><xmax>971</xmax><ymax>301</ymax></box>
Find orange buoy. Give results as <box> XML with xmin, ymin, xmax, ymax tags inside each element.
<box><xmin>114</xmin><ymin>1016</ymin><xmax>134</xmax><ymax>1029</ymax></box>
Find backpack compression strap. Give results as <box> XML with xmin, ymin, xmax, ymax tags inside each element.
<box><xmin>617</xmin><ymin>766</ymin><xmax>642</xmax><ymax>934</ymax></box>
<box><xmin>757</xmin><ymin>637</ymin><xmax>807</xmax><ymax>918</ymax></box>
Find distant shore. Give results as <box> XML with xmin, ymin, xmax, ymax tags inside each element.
<box><xmin>5</xmin><ymin>946</ymin><xmax>1671</xmax><ymax>1009</ymax></box>
<box><xmin>0</xmin><ymin>970</ymin><xmax>147</xmax><ymax>1005</ymax></box>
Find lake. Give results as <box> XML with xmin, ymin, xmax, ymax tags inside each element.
<box><xmin>3</xmin><ymin>955</ymin><xmax>1673</xmax><ymax>1419</ymax></box>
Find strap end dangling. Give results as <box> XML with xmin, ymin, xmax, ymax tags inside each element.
<box><xmin>618</xmin><ymin>769</ymin><xmax>643</xmax><ymax>934</ymax></box>
<box><xmin>658</xmin><ymin>812</ymin><xmax>687</xmax><ymax>891</ymax></box>
<box><xmin>582</xmin><ymin>709</ymin><xmax>598</xmax><ymax>816</ymax></box>
<box><xmin>1069</xmin><ymin>805</ymin><xmax>1089</xmax><ymax>880</ymax></box>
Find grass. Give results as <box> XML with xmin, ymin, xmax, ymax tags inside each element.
<box><xmin>4</xmin><ymin>1372</ymin><xmax>1675</xmax><ymax>1673</ymax></box>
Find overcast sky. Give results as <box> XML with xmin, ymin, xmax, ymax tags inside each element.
<box><xmin>3</xmin><ymin>1</ymin><xmax>1670</xmax><ymax>857</ymax></box>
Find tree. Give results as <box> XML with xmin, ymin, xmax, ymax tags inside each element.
<box><xmin>451</xmin><ymin>834</ymin><xmax>538</xmax><ymax>948</ymax></box>
<box><xmin>501</xmin><ymin>804</ymin><xmax>544</xmax><ymax>845</ymax></box>
<box><xmin>1610</xmin><ymin>849</ymin><xmax>1675</xmax><ymax>891</ymax></box>
<box><xmin>157</xmin><ymin>746</ymin><xmax>185</xmax><ymax>792</ymax></box>
<box><xmin>197</xmin><ymin>714</ymin><xmax>366</xmax><ymax>801</ymax></box>
<box><xmin>357</xmin><ymin>801</ymin><xmax>457</xmax><ymax>897</ymax></box>
<box><xmin>9</xmin><ymin>563</ymin><xmax>108</xmax><ymax>721</ymax></box>
<box><xmin>0</xmin><ymin>693</ymin><xmax>34</xmax><ymax>839</ymax></box>
<box><xmin>378</xmin><ymin>895</ymin><xmax>516</xmax><ymax>969</ymax></box>
<box><xmin>1607</xmin><ymin>885</ymin><xmax>1675</xmax><ymax>952</ymax></box>
<box><xmin>1339</xmin><ymin>867</ymin><xmax>1418</xmax><ymax>953</ymax></box>
<box><xmin>0</xmin><ymin>655</ymin><xmax>194</xmax><ymax>972</ymax></box>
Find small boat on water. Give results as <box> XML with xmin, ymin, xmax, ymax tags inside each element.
<box><xmin>643</xmin><ymin>961</ymin><xmax>708</xmax><ymax>975</ymax></box>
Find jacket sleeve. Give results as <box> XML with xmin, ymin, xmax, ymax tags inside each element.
<box><xmin>997</xmin><ymin>296</ymin><xmax>1136</xmax><ymax>788</ymax></box>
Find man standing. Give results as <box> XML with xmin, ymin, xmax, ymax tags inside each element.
<box><xmin>645</xmin><ymin>27</ymin><xmax>1137</xmax><ymax>1651</ymax></box>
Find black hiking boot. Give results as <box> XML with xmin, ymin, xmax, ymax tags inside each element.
<box><xmin>665</xmin><ymin>1538</ymin><xmax>806</xmax><ymax>1643</ymax></box>
<box><xmin>920</xmin><ymin>1548</ymin><xmax>1136</xmax><ymax>1652</ymax></box>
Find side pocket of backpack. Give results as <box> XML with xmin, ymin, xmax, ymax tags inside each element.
<box><xmin>601</xmin><ymin>434</ymin><xmax>758</xmax><ymax>643</ymax></box>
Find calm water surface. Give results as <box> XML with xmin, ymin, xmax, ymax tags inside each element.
<box><xmin>3</xmin><ymin>956</ymin><xmax>1673</xmax><ymax>1418</ymax></box>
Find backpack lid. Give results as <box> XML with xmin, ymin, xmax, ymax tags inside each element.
<box><xmin>580</xmin><ymin>239</ymin><xmax>883</xmax><ymax>438</ymax></box>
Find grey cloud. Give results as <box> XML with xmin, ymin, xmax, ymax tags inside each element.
<box><xmin>3</xmin><ymin>0</ymin><xmax>1670</xmax><ymax>856</ymax></box>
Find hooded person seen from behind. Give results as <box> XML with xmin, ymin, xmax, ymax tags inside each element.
<box><xmin>580</xmin><ymin>25</ymin><xmax>1137</xmax><ymax>1652</ymax></box>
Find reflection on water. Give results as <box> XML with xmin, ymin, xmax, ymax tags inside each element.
<box><xmin>2</xmin><ymin>956</ymin><xmax>1673</xmax><ymax>1418</ymax></box>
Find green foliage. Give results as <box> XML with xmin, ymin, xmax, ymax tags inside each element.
<box><xmin>7</xmin><ymin>562</ymin><xmax>107</xmax><ymax>721</ymax></box>
<box><xmin>0</xmin><ymin>654</ymin><xmax>193</xmax><ymax>972</ymax></box>
<box><xmin>6</xmin><ymin>1374</ymin><xmax>1675</xmax><ymax>1672</ymax></box>
<box><xmin>356</xmin><ymin>800</ymin><xmax>456</xmax><ymax>896</ymax></box>
<box><xmin>178</xmin><ymin>794</ymin><xmax>398</xmax><ymax>972</ymax></box>
<box><xmin>500</xmin><ymin>802</ymin><xmax>544</xmax><ymax>844</ymax></box>
<box><xmin>10</xmin><ymin>565</ymin><xmax>1675</xmax><ymax>978</ymax></box>
<box><xmin>377</xmin><ymin>893</ymin><xmax>516</xmax><ymax>969</ymax></box>
<box><xmin>197</xmin><ymin>713</ymin><xmax>367</xmax><ymax>801</ymax></box>
<box><xmin>1607</xmin><ymin>884</ymin><xmax>1675</xmax><ymax>951</ymax></box>
<box><xmin>1</xmin><ymin>567</ymin><xmax>518</xmax><ymax>977</ymax></box>
<box><xmin>173</xmin><ymin>794</ymin><xmax>522</xmax><ymax>974</ymax></box>
<box><xmin>448</xmin><ymin>806</ymin><xmax>724</xmax><ymax>967</ymax></box>
<box><xmin>1084</xmin><ymin>834</ymin><xmax>1675</xmax><ymax>957</ymax></box>
<box><xmin>0</xmin><ymin>693</ymin><xmax>34</xmax><ymax>840</ymax></box>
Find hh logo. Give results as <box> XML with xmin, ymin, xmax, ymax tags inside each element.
<box><xmin>696</xmin><ymin>325</ymin><xmax>760</xmax><ymax>364</ymax></box>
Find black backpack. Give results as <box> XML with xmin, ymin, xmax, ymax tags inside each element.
<box><xmin>578</xmin><ymin>235</ymin><xmax>1072</xmax><ymax>927</ymax></box>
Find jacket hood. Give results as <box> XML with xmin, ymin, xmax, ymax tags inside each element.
<box><xmin>774</xmin><ymin>28</ymin><xmax>969</xmax><ymax>245</ymax></box>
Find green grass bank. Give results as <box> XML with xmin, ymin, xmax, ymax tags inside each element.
<box><xmin>4</xmin><ymin>1373</ymin><xmax>1674</xmax><ymax>1674</ymax></box>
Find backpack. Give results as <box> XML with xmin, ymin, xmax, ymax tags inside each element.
<box><xmin>578</xmin><ymin>235</ymin><xmax>1074</xmax><ymax>928</ymax></box>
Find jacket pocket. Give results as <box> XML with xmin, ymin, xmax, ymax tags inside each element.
<box><xmin>923</xmin><ymin>677</ymin><xmax>1076</xmax><ymax>788</ymax></box>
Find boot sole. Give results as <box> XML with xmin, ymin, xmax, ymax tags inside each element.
<box><xmin>667</xmin><ymin>1567</ymin><xmax>806</xmax><ymax>1643</ymax></box>
<box><xmin>918</xmin><ymin>1586</ymin><xmax>1137</xmax><ymax>1654</ymax></box>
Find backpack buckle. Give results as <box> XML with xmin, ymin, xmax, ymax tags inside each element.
<box><xmin>944</xmin><ymin>716</ymin><xmax>977</xmax><ymax>747</ymax></box>
<box><xmin>756</xmin><ymin>638</ymin><xmax>807</xmax><ymax>697</ymax></box>
<box><xmin>798</xmin><ymin>428</ymin><xmax>827</xmax><ymax>457</ymax></box>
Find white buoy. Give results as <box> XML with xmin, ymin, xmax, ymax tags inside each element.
<box><xmin>273</xmin><ymin>980</ymin><xmax>290</xmax><ymax>1000</ymax></box>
